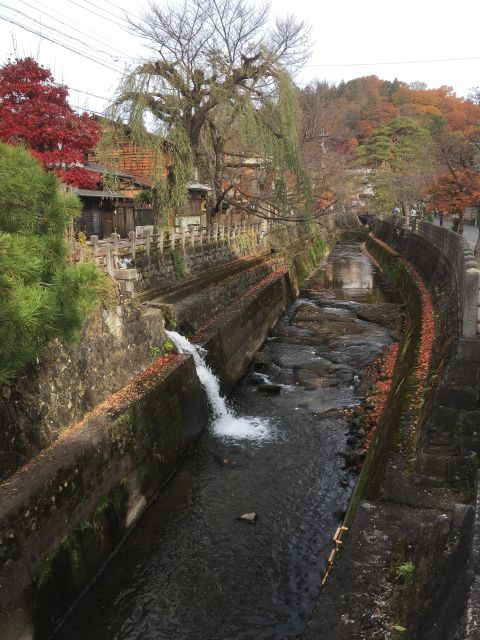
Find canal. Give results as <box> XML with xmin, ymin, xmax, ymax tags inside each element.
<box><xmin>54</xmin><ymin>240</ymin><xmax>401</xmax><ymax>640</ymax></box>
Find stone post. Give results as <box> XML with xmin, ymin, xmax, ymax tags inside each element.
<box><xmin>214</xmin><ymin>223</ymin><xmax>219</xmax><ymax>244</ymax></box>
<box><xmin>110</xmin><ymin>232</ymin><xmax>120</xmax><ymax>254</ymax></box>
<box><xmin>220</xmin><ymin>224</ymin><xmax>225</xmax><ymax>242</ymax></box>
<box><xmin>105</xmin><ymin>242</ymin><xmax>113</xmax><ymax>276</ymax></box>
<box><xmin>181</xmin><ymin>227</ymin><xmax>186</xmax><ymax>254</ymax></box>
<box><xmin>463</xmin><ymin>260</ymin><xmax>480</xmax><ymax>338</ymax></box>
<box><xmin>144</xmin><ymin>229</ymin><xmax>151</xmax><ymax>267</ymax></box>
<box><xmin>190</xmin><ymin>227</ymin><xmax>195</xmax><ymax>251</ymax></box>
<box><xmin>159</xmin><ymin>229</ymin><xmax>164</xmax><ymax>256</ymax></box>
<box><xmin>200</xmin><ymin>226</ymin><xmax>204</xmax><ymax>254</ymax></box>
<box><xmin>90</xmin><ymin>235</ymin><xmax>99</xmax><ymax>255</ymax></box>
<box><xmin>128</xmin><ymin>230</ymin><xmax>136</xmax><ymax>260</ymax></box>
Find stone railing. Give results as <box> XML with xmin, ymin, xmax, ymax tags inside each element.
<box><xmin>366</xmin><ymin>214</ymin><xmax>480</xmax><ymax>338</ymax></box>
<box><xmin>75</xmin><ymin>222</ymin><xmax>265</xmax><ymax>276</ymax></box>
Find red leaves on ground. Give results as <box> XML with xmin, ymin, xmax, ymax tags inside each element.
<box><xmin>362</xmin><ymin>342</ymin><xmax>399</xmax><ymax>452</ymax></box>
<box><xmin>361</xmin><ymin>239</ymin><xmax>435</xmax><ymax>453</ymax></box>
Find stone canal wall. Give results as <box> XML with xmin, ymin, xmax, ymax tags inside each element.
<box><xmin>0</xmin><ymin>226</ymin><xmax>335</xmax><ymax>640</ymax></box>
<box><xmin>0</xmin><ymin>355</ymin><xmax>209</xmax><ymax>640</ymax></box>
<box><xmin>365</xmin><ymin>215</ymin><xmax>480</xmax><ymax>484</ymax></box>
<box><xmin>0</xmin><ymin>304</ymin><xmax>166</xmax><ymax>482</ymax></box>
<box><xmin>306</xmin><ymin>227</ymin><xmax>478</xmax><ymax>640</ymax></box>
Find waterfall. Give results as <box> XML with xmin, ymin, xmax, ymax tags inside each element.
<box><xmin>166</xmin><ymin>331</ymin><xmax>270</xmax><ymax>440</ymax></box>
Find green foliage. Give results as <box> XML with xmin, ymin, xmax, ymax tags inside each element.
<box><xmin>356</xmin><ymin>117</ymin><xmax>431</xmax><ymax>171</ymax></box>
<box><xmin>234</xmin><ymin>231</ymin><xmax>256</xmax><ymax>254</ymax></box>
<box><xmin>395</xmin><ymin>561</ymin><xmax>415</xmax><ymax>584</ymax></box>
<box><xmin>170</xmin><ymin>247</ymin><xmax>185</xmax><ymax>279</ymax></box>
<box><xmin>149</xmin><ymin>345</ymin><xmax>160</xmax><ymax>358</ymax></box>
<box><xmin>0</xmin><ymin>143</ymin><xmax>108</xmax><ymax>382</ymax></box>
<box><xmin>356</xmin><ymin>117</ymin><xmax>433</xmax><ymax>210</ymax></box>
<box><xmin>163</xmin><ymin>338</ymin><xmax>175</xmax><ymax>353</ymax></box>
<box><xmin>34</xmin><ymin>552</ymin><xmax>55</xmax><ymax>589</ymax></box>
<box><xmin>242</xmin><ymin>72</ymin><xmax>312</xmax><ymax>211</ymax></box>
<box><xmin>134</xmin><ymin>188</ymin><xmax>154</xmax><ymax>205</ymax></box>
<box><xmin>101</xmin><ymin>87</ymin><xmax>193</xmax><ymax>226</ymax></box>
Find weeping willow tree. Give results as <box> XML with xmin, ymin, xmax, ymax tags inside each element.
<box><xmin>105</xmin><ymin>0</ymin><xmax>312</xmax><ymax>223</ymax></box>
<box><xmin>94</xmin><ymin>90</ymin><xmax>193</xmax><ymax>226</ymax></box>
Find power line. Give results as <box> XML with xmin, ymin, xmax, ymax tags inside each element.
<box><xmin>94</xmin><ymin>0</ymin><xmax>143</xmax><ymax>22</ymax></box>
<box><xmin>0</xmin><ymin>13</ymin><xmax>125</xmax><ymax>73</ymax></box>
<box><xmin>63</xmin><ymin>0</ymin><xmax>130</xmax><ymax>31</ymax></box>
<box><xmin>17</xmin><ymin>0</ymin><xmax>137</xmax><ymax>61</ymax></box>
<box><xmin>0</xmin><ymin>1</ymin><xmax>129</xmax><ymax>64</ymax></box>
<box><xmin>71</xmin><ymin>104</ymin><xmax>106</xmax><ymax>116</ymax></box>
<box><xmin>74</xmin><ymin>0</ymin><xmax>133</xmax><ymax>25</ymax></box>
<box><xmin>306</xmin><ymin>55</ymin><xmax>480</xmax><ymax>68</ymax></box>
<box><xmin>68</xmin><ymin>86</ymin><xmax>110</xmax><ymax>102</ymax></box>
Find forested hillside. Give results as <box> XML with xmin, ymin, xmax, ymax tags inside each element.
<box><xmin>299</xmin><ymin>76</ymin><xmax>480</xmax><ymax>228</ymax></box>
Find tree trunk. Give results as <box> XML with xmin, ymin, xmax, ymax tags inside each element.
<box><xmin>458</xmin><ymin>210</ymin><xmax>464</xmax><ymax>235</ymax></box>
<box><xmin>439</xmin><ymin>212</ymin><xmax>444</xmax><ymax>226</ymax></box>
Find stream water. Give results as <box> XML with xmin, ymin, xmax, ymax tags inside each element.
<box><xmin>54</xmin><ymin>240</ymin><xmax>400</xmax><ymax>640</ymax></box>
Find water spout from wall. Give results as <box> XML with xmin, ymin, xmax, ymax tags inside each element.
<box><xmin>166</xmin><ymin>331</ymin><xmax>270</xmax><ymax>440</ymax></box>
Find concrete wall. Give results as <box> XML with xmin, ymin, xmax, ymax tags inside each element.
<box><xmin>0</xmin><ymin>355</ymin><xmax>209</xmax><ymax>640</ymax></box>
<box><xmin>0</xmin><ymin>304</ymin><xmax>166</xmax><ymax>482</ymax></box>
<box><xmin>366</xmin><ymin>216</ymin><xmax>480</xmax><ymax>484</ymax></box>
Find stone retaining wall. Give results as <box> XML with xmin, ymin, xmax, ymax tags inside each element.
<box><xmin>0</xmin><ymin>304</ymin><xmax>166</xmax><ymax>482</ymax></box>
<box><xmin>365</xmin><ymin>215</ymin><xmax>480</xmax><ymax>484</ymax></box>
<box><xmin>0</xmin><ymin>355</ymin><xmax>208</xmax><ymax>640</ymax></box>
<box><xmin>0</xmin><ymin>225</ymin><xmax>334</xmax><ymax>640</ymax></box>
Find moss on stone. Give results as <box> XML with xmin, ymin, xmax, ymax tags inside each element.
<box><xmin>345</xmin><ymin>238</ymin><xmax>425</xmax><ymax>526</ymax></box>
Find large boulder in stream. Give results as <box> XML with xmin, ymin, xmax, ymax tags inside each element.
<box><xmin>291</xmin><ymin>305</ymin><xmax>365</xmax><ymax>342</ymax></box>
<box><xmin>293</xmin><ymin>369</ymin><xmax>339</xmax><ymax>390</ymax></box>
<box><xmin>258</xmin><ymin>383</ymin><xmax>282</xmax><ymax>394</ymax></box>
<box><xmin>356</xmin><ymin>303</ymin><xmax>404</xmax><ymax>332</ymax></box>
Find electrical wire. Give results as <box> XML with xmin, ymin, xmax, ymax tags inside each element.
<box><xmin>17</xmin><ymin>0</ymin><xmax>137</xmax><ymax>61</ymax></box>
<box><xmin>73</xmin><ymin>0</ymin><xmax>133</xmax><ymax>24</ymax></box>
<box><xmin>0</xmin><ymin>1</ymin><xmax>130</xmax><ymax>63</ymax></box>
<box><xmin>94</xmin><ymin>0</ymin><xmax>143</xmax><ymax>22</ymax></box>
<box><xmin>68</xmin><ymin>87</ymin><xmax>110</xmax><ymax>102</ymax></box>
<box><xmin>63</xmin><ymin>0</ymin><xmax>130</xmax><ymax>31</ymax></box>
<box><xmin>306</xmin><ymin>55</ymin><xmax>480</xmax><ymax>68</ymax></box>
<box><xmin>0</xmin><ymin>14</ymin><xmax>125</xmax><ymax>73</ymax></box>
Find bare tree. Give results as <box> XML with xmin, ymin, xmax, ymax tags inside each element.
<box><xmin>119</xmin><ymin>0</ymin><xmax>309</xmax><ymax>155</ymax></box>
<box><xmin>110</xmin><ymin>0</ymin><xmax>310</xmax><ymax>221</ymax></box>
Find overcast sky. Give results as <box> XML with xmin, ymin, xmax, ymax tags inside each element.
<box><xmin>0</xmin><ymin>0</ymin><xmax>478</xmax><ymax>116</ymax></box>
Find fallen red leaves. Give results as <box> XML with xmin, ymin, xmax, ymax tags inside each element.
<box><xmin>57</xmin><ymin>353</ymin><xmax>182</xmax><ymax>436</ymax></box>
<box><xmin>363</xmin><ymin>342</ymin><xmax>399</xmax><ymax>452</ymax></box>
<box><xmin>361</xmin><ymin>242</ymin><xmax>435</xmax><ymax>452</ymax></box>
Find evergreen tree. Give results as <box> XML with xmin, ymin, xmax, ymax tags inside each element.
<box><xmin>0</xmin><ymin>143</ymin><xmax>109</xmax><ymax>383</ymax></box>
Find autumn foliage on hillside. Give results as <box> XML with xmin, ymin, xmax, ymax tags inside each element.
<box><xmin>0</xmin><ymin>58</ymin><xmax>101</xmax><ymax>188</ymax></box>
<box><xmin>299</xmin><ymin>76</ymin><xmax>480</xmax><ymax>220</ymax></box>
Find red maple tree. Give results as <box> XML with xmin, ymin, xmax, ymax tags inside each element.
<box><xmin>0</xmin><ymin>57</ymin><xmax>101</xmax><ymax>188</ymax></box>
<box><xmin>427</xmin><ymin>168</ymin><xmax>480</xmax><ymax>216</ymax></box>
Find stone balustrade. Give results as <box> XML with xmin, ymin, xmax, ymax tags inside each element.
<box><xmin>366</xmin><ymin>214</ymin><xmax>480</xmax><ymax>339</ymax></box>
<box><xmin>83</xmin><ymin>222</ymin><xmax>264</xmax><ymax>276</ymax></box>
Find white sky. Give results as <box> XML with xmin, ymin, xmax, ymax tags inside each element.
<box><xmin>0</xmin><ymin>0</ymin><xmax>479</xmax><ymax>116</ymax></box>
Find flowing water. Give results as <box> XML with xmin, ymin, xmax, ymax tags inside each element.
<box><xmin>165</xmin><ymin>331</ymin><xmax>270</xmax><ymax>441</ymax></box>
<box><xmin>54</xmin><ymin>241</ymin><xmax>400</xmax><ymax>640</ymax></box>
